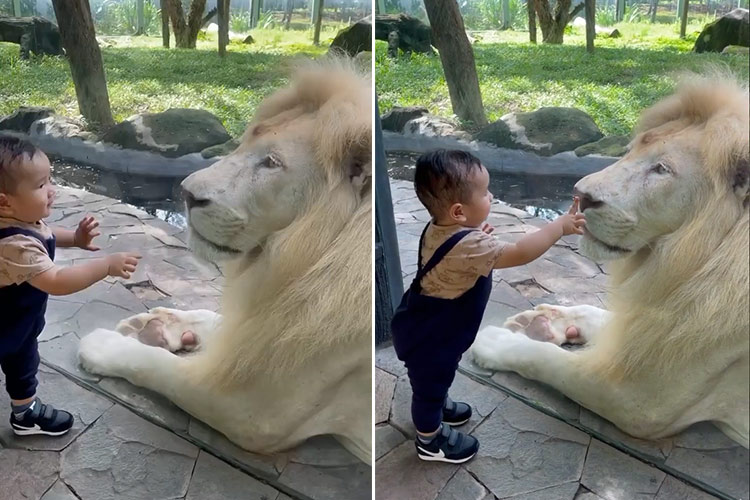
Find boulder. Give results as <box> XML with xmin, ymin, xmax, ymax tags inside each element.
<box><xmin>721</xmin><ymin>44</ymin><xmax>750</xmax><ymax>55</ymax></box>
<box><xmin>0</xmin><ymin>106</ymin><xmax>54</xmax><ymax>133</ymax></box>
<box><xmin>101</xmin><ymin>109</ymin><xmax>231</xmax><ymax>159</ymax></box>
<box><xmin>478</xmin><ymin>107</ymin><xmax>604</xmax><ymax>156</ymax></box>
<box><xmin>574</xmin><ymin>135</ymin><xmax>629</xmax><ymax>157</ymax></box>
<box><xmin>694</xmin><ymin>8</ymin><xmax>749</xmax><ymax>53</ymax></box>
<box><xmin>0</xmin><ymin>15</ymin><xmax>63</xmax><ymax>59</ymax></box>
<box><xmin>29</xmin><ymin>115</ymin><xmax>97</xmax><ymax>142</ymax></box>
<box><xmin>375</xmin><ymin>14</ymin><xmax>433</xmax><ymax>54</ymax></box>
<box><xmin>329</xmin><ymin>17</ymin><xmax>371</xmax><ymax>57</ymax></box>
<box><xmin>381</xmin><ymin>106</ymin><xmax>429</xmax><ymax>132</ymax></box>
<box><xmin>402</xmin><ymin>115</ymin><xmax>471</xmax><ymax>141</ymax></box>
<box><xmin>201</xmin><ymin>138</ymin><xmax>240</xmax><ymax>159</ymax></box>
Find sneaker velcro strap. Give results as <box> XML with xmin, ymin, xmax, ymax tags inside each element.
<box><xmin>41</xmin><ymin>403</ymin><xmax>55</xmax><ymax>421</ymax></box>
<box><xmin>446</xmin><ymin>427</ymin><xmax>459</xmax><ymax>447</ymax></box>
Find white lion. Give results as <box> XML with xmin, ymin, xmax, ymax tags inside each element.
<box><xmin>472</xmin><ymin>75</ymin><xmax>749</xmax><ymax>447</ymax></box>
<box><xmin>77</xmin><ymin>58</ymin><xmax>373</xmax><ymax>463</ymax></box>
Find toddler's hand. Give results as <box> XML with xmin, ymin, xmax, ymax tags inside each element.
<box><xmin>106</xmin><ymin>252</ymin><xmax>141</xmax><ymax>279</ymax></box>
<box><xmin>74</xmin><ymin>216</ymin><xmax>101</xmax><ymax>251</ymax></box>
<box><xmin>557</xmin><ymin>197</ymin><xmax>586</xmax><ymax>236</ymax></box>
<box><xmin>481</xmin><ymin>222</ymin><xmax>495</xmax><ymax>234</ymax></box>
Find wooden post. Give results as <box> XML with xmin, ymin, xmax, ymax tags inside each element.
<box><xmin>161</xmin><ymin>0</ymin><xmax>170</xmax><ymax>47</ymax></box>
<box><xmin>313</xmin><ymin>0</ymin><xmax>324</xmax><ymax>45</ymax></box>
<box><xmin>250</xmin><ymin>0</ymin><xmax>260</xmax><ymax>28</ymax></box>
<box><xmin>616</xmin><ymin>0</ymin><xmax>624</xmax><ymax>21</ymax></box>
<box><xmin>217</xmin><ymin>0</ymin><xmax>229</xmax><ymax>56</ymax></box>
<box><xmin>136</xmin><ymin>0</ymin><xmax>145</xmax><ymax>35</ymax></box>
<box><xmin>585</xmin><ymin>0</ymin><xmax>595</xmax><ymax>52</ymax></box>
<box><xmin>51</xmin><ymin>0</ymin><xmax>114</xmax><ymax>128</ymax></box>
<box><xmin>528</xmin><ymin>0</ymin><xmax>537</xmax><ymax>43</ymax></box>
<box><xmin>679</xmin><ymin>0</ymin><xmax>689</xmax><ymax>37</ymax></box>
<box><xmin>502</xmin><ymin>0</ymin><xmax>511</xmax><ymax>29</ymax></box>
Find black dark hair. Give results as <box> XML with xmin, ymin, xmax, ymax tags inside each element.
<box><xmin>414</xmin><ymin>149</ymin><xmax>483</xmax><ymax>217</ymax></box>
<box><xmin>0</xmin><ymin>135</ymin><xmax>40</xmax><ymax>194</ymax></box>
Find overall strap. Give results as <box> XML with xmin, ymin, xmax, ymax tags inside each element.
<box><xmin>414</xmin><ymin>226</ymin><xmax>474</xmax><ymax>290</ymax></box>
<box><xmin>0</xmin><ymin>227</ymin><xmax>48</xmax><ymax>248</ymax></box>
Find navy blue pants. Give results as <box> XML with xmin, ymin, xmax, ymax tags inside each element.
<box><xmin>0</xmin><ymin>227</ymin><xmax>54</xmax><ymax>401</ymax></box>
<box><xmin>0</xmin><ymin>329</ymin><xmax>41</xmax><ymax>400</ymax></box>
<box><xmin>391</xmin><ymin>225</ymin><xmax>492</xmax><ymax>434</ymax></box>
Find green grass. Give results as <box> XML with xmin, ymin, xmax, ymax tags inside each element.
<box><xmin>376</xmin><ymin>21</ymin><xmax>749</xmax><ymax>136</ymax></box>
<box><xmin>0</xmin><ymin>27</ymin><xmax>340</xmax><ymax>137</ymax></box>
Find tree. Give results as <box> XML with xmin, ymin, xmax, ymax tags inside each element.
<box><xmin>51</xmin><ymin>0</ymin><xmax>114</xmax><ymax>128</ymax></box>
<box><xmin>217</xmin><ymin>0</ymin><xmax>230</xmax><ymax>57</ymax></box>
<box><xmin>313</xmin><ymin>0</ymin><xmax>325</xmax><ymax>45</ymax></box>
<box><xmin>423</xmin><ymin>0</ymin><xmax>487</xmax><ymax>126</ymax></box>
<box><xmin>164</xmin><ymin>0</ymin><xmax>207</xmax><ymax>48</ymax></box>
<box><xmin>135</xmin><ymin>0</ymin><xmax>145</xmax><ymax>35</ymax></box>
<box><xmin>283</xmin><ymin>0</ymin><xmax>294</xmax><ymax>30</ymax></box>
<box><xmin>161</xmin><ymin>0</ymin><xmax>170</xmax><ymax>47</ymax></box>
<box><xmin>533</xmin><ymin>0</ymin><xmax>585</xmax><ymax>44</ymax></box>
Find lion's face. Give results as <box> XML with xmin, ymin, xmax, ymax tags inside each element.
<box><xmin>181</xmin><ymin>116</ymin><xmax>322</xmax><ymax>262</ymax></box>
<box><xmin>575</xmin><ymin>123</ymin><xmax>705</xmax><ymax>261</ymax></box>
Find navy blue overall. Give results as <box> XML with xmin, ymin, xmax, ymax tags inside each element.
<box><xmin>0</xmin><ymin>227</ymin><xmax>55</xmax><ymax>400</ymax></box>
<box><xmin>391</xmin><ymin>223</ymin><xmax>493</xmax><ymax>433</ymax></box>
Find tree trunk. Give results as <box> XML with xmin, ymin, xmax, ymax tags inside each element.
<box><xmin>650</xmin><ymin>0</ymin><xmax>658</xmax><ymax>22</ymax></box>
<box><xmin>50</xmin><ymin>0</ymin><xmax>114</xmax><ymax>128</ymax></box>
<box><xmin>283</xmin><ymin>0</ymin><xmax>293</xmax><ymax>29</ymax></box>
<box><xmin>165</xmin><ymin>0</ymin><xmax>206</xmax><ymax>48</ymax></box>
<box><xmin>679</xmin><ymin>0</ymin><xmax>689</xmax><ymax>37</ymax></box>
<box><xmin>217</xmin><ymin>0</ymin><xmax>229</xmax><ymax>56</ymax></box>
<box><xmin>529</xmin><ymin>0</ymin><xmax>537</xmax><ymax>43</ymax></box>
<box><xmin>136</xmin><ymin>0</ymin><xmax>145</xmax><ymax>35</ymax></box>
<box><xmin>423</xmin><ymin>0</ymin><xmax>487</xmax><ymax>126</ymax></box>
<box><xmin>585</xmin><ymin>0</ymin><xmax>595</xmax><ymax>52</ymax></box>
<box><xmin>502</xmin><ymin>0</ymin><xmax>511</xmax><ymax>29</ymax></box>
<box><xmin>161</xmin><ymin>0</ymin><xmax>170</xmax><ymax>47</ymax></box>
<box><xmin>13</xmin><ymin>0</ymin><xmax>21</xmax><ymax>16</ymax></box>
<box><xmin>313</xmin><ymin>0</ymin><xmax>324</xmax><ymax>45</ymax></box>
<box><xmin>534</xmin><ymin>0</ymin><xmax>579</xmax><ymax>43</ymax></box>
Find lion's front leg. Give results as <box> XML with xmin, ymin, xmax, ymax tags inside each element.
<box><xmin>503</xmin><ymin>304</ymin><xmax>610</xmax><ymax>345</ymax></box>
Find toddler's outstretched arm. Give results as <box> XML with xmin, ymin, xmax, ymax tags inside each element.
<box><xmin>29</xmin><ymin>252</ymin><xmax>140</xmax><ymax>295</ymax></box>
<box><xmin>493</xmin><ymin>198</ymin><xmax>585</xmax><ymax>269</ymax></box>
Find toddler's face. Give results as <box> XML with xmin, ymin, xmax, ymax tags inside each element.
<box><xmin>1</xmin><ymin>152</ymin><xmax>56</xmax><ymax>223</ymax></box>
<box><xmin>460</xmin><ymin>166</ymin><xmax>493</xmax><ymax>227</ymax></box>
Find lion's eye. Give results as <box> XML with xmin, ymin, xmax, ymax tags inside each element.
<box><xmin>259</xmin><ymin>154</ymin><xmax>283</xmax><ymax>169</ymax></box>
<box><xmin>650</xmin><ymin>162</ymin><xmax>671</xmax><ymax>175</ymax></box>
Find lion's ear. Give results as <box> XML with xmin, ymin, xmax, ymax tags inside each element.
<box><xmin>732</xmin><ymin>156</ymin><xmax>750</xmax><ymax>209</ymax></box>
<box><xmin>348</xmin><ymin>151</ymin><xmax>372</xmax><ymax>196</ymax></box>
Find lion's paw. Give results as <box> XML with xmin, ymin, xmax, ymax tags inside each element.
<box><xmin>78</xmin><ymin>328</ymin><xmax>140</xmax><ymax>377</ymax></box>
<box><xmin>503</xmin><ymin>305</ymin><xmax>584</xmax><ymax>346</ymax></box>
<box><xmin>115</xmin><ymin>309</ymin><xmax>199</xmax><ymax>353</ymax></box>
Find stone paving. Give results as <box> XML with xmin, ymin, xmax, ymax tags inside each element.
<box><xmin>375</xmin><ymin>178</ymin><xmax>749</xmax><ymax>500</ymax></box>
<box><xmin>0</xmin><ymin>185</ymin><xmax>370</xmax><ymax>500</ymax></box>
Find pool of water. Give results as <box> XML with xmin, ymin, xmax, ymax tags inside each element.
<box><xmin>51</xmin><ymin>160</ymin><xmax>188</xmax><ymax>229</ymax></box>
<box><xmin>387</xmin><ymin>152</ymin><xmax>582</xmax><ymax>221</ymax></box>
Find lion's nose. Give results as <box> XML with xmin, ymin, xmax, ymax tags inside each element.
<box><xmin>183</xmin><ymin>189</ymin><xmax>210</xmax><ymax>210</ymax></box>
<box><xmin>574</xmin><ymin>187</ymin><xmax>603</xmax><ymax>212</ymax></box>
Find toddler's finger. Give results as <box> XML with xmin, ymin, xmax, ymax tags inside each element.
<box><xmin>569</xmin><ymin>196</ymin><xmax>580</xmax><ymax>214</ymax></box>
<box><xmin>122</xmin><ymin>270</ymin><xmax>131</xmax><ymax>279</ymax></box>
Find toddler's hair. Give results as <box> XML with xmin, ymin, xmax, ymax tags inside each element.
<box><xmin>414</xmin><ymin>149</ymin><xmax>483</xmax><ymax>217</ymax></box>
<box><xmin>0</xmin><ymin>135</ymin><xmax>41</xmax><ymax>194</ymax></box>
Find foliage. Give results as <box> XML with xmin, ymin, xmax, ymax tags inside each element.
<box><xmin>375</xmin><ymin>23</ymin><xmax>749</xmax><ymax>136</ymax></box>
<box><xmin>92</xmin><ymin>0</ymin><xmax>162</xmax><ymax>36</ymax></box>
<box><xmin>0</xmin><ymin>31</ymin><xmax>332</xmax><ymax>136</ymax></box>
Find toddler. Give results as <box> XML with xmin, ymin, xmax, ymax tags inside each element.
<box><xmin>0</xmin><ymin>135</ymin><xmax>140</xmax><ymax>436</ymax></box>
<box><xmin>391</xmin><ymin>150</ymin><xmax>585</xmax><ymax>463</ymax></box>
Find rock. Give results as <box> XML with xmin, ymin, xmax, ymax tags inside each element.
<box><xmin>475</xmin><ymin>120</ymin><xmax>516</xmax><ymax>149</ymax></box>
<box><xmin>0</xmin><ymin>106</ymin><xmax>54</xmax><ymax>133</ymax></box>
<box><xmin>381</xmin><ymin>106</ymin><xmax>429</xmax><ymax>132</ymax></box>
<box><xmin>200</xmin><ymin>138</ymin><xmax>239</xmax><ymax>159</ymax></box>
<box><xmin>571</xmin><ymin>17</ymin><xmax>621</xmax><ymax>37</ymax></box>
<box><xmin>242</xmin><ymin>34</ymin><xmax>254</xmax><ymax>44</ymax></box>
<box><xmin>0</xmin><ymin>16</ymin><xmax>63</xmax><ymax>59</ymax></box>
<box><xmin>574</xmin><ymin>135</ymin><xmax>629</xmax><ymax>157</ymax></box>
<box><xmin>375</xmin><ymin>14</ymin><xmax>433</xmax><ymax>54</ymax></box>
<box><xmin>721</xmin><ymin>44</ymin><xmax>750</xmax><ymax>55</ymax></box>
<box><xmin>101</xmin><ymin>109</ymin><xmax>232</xmax><ymax>159</ymax></box>
<box><xmin>490</xmin><ymin>107</ymin><xmax>604</xmax><ymax>156</ymax></box>
<box><xmin>694</xmin><ymin>8</ymin><xmax>749</xmax><ymax>53</ymax></box>
<box><xmin>404</xmin><ymin>115</ymin><xmax>469</xmax><ymax>140</ymax></box>
<box><xmin>329</xmin><ymin>17</ymin><xmax>371</xmax><ymax>57</ymax></box>
<box><xmin>30</xmin><ymin>115</ymin><xmax>97</xmax><ymax>142</ymax></box>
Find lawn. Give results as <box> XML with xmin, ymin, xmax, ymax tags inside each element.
<box><xmin>375</xmin><ymin>20</ymin><xmax>749</xmax><ymax>136</ymax></box>
<box><xmin>0</xmin><ymin>26</ymin><xmax>343</xmax><ymax>137</ymax></box>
